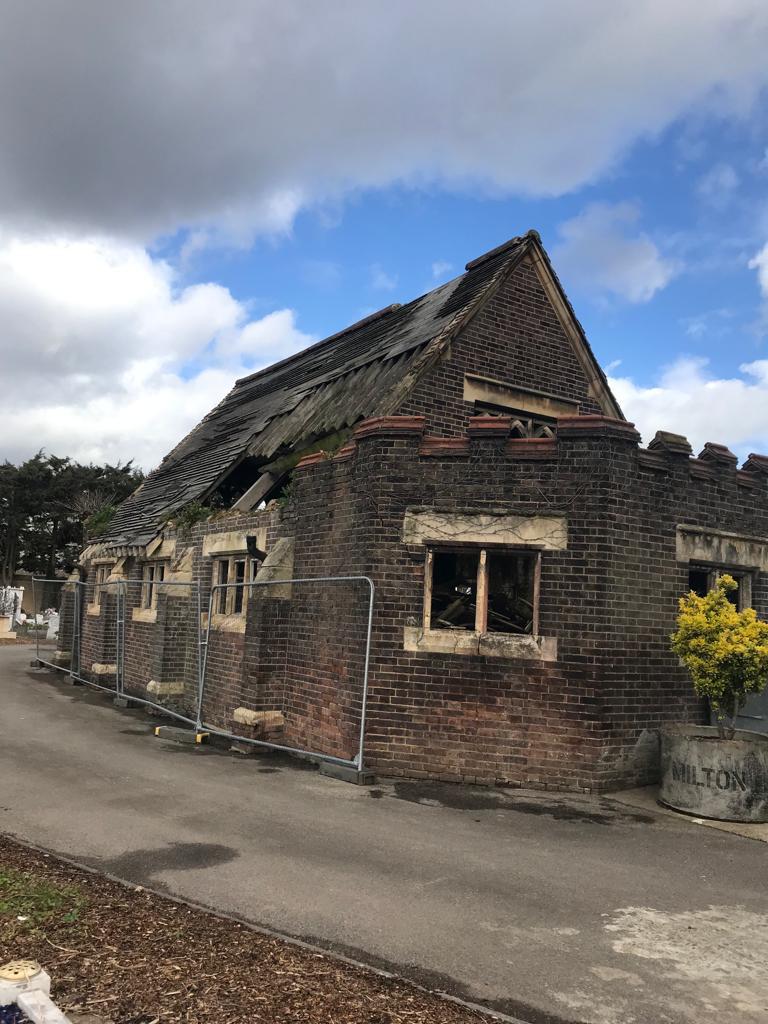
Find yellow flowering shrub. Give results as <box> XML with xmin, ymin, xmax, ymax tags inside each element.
<box><xmin>671</xmin><ymin>574</ymin><xmax>768</xmax><ymax>738</ymax></box>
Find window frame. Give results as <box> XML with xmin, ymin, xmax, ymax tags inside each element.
<box><xmin>423</xmin><ymin>545</ymin><xmax>541</xmax><ymax>636</ymax></box>
<box><xmin>687</xmin><ymin>563</ymin><xmax>753</xmax><ymax>611</ymax></box>
<box><xmin>94</xmin><ymin>564</ymin><xmax>111</xmax><ymax>603</ymax></box>
<box><xmin>213</xmin><ymin>555</ymin><xmax>260</xmax><ymax>618</ymax></box>
<box><xmin>140</xmin><ymin>561</ymin><xmax>167</xmax><ymax>610</ymax></box>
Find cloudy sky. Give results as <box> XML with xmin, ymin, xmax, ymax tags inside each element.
<box><xmin>2</xmin><ymin>1</ymin><xmax>768</xmax><ymax>469</ymax></box>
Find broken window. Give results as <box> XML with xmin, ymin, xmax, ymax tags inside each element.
<box><xmin>425</xmin><ymin>548</ymin><xmax>539</xmax><ymax>634</ymax></box>
<box><xmin>430</xmin><ymin>551</ymin><xmax>479</xmax><ymax>629</ymax></box>
<box><xmin>687</xmin><ymin>566</ymin><xmax>753</xmax><ymax>610</ymax></box>
<box><xmin>216</xmin><ymin>559</ymin><xmax>229</xmax><ymax>614</ymax></box>
<box><xmin>213</xmin><ymin>556</ymin><xmax>260</xmax><ymax>616</ymax></box>
<box><xmin>94</xmin><ymin>564</ymin><xmax>111</xmax><ymax>603</ymax></box>
<box><xmin>140</xmin><ymin>562</ymin><xmax>165</xmax><ymax>609</ymax></box>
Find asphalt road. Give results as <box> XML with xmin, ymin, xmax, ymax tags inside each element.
<box><xmin>1</xmin><ymin>645</ymin><xmax>767</xmax><ymax>1024</ymax></box>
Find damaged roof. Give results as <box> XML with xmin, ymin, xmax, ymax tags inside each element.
<box><xmin>103</xmin><ymin>231</ymin><xmax>615</xmax><ymax>546</ymax></box>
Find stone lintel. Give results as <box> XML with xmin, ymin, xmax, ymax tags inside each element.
<box><xmin>676</xmin><ymin>525</ymin><xmax>768</xmax><ymax>571</ymax></box>
<box><xmin>402</xmin><ymin>509</ymin><xmax>567</xmax><ymax>549</ymax></box>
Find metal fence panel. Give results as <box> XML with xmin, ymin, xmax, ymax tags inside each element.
<box><xmin>119</xmin><ymin>577</ymin><xmax>202</xmax><ymax>726</ymax></box>
<box><xmin>29</xmin><ymin>577</ymin><xmax>84</xmax><ymax>677</ymax></box>
<box><xmin>200</xmin><ymin>575</ymin><xmax>374</xmax><ymax>769</ymax></box>
<box><xmin>28</xmin><ymin>572</ymin><xmax>374</xmax><ymax>773</ymax></box>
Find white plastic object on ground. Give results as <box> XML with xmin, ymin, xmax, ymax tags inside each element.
<box><xmin>0</xmin><ymin>961</ymin><xmax>72</xmax><ymax>1024</ymax></box>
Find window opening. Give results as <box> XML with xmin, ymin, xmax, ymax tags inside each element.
<box><xmin>426</xmin><ymin>548</ymin><xmax>538</xmax><ymax>634</ymax></box>
<box><xmin>216</xmin><ymin>559</ymin><xmax>229</xmax><ymax>614</ymax></box>
<box><xmin>486</xmin><ymin>551</ymin><xmax>536</xmax><ymax>633</ymax></box>
<box><xmin>141</xmin><ymin>563</ymin><xmax>165</xmax><ymax>609</ymax></box>
<box><xmin>430</xmin><ymin>551</ymin><xmax>479</xmax><ymax>629</ymax></box>
<box><xmin>688</xmin><ymin>565</ymin><xmax>753</xmax><ymax>610</ymax></box>
<box><xmin>95</xmin><ymin>564</ymin><xmax>110</xmax><ymax>602</ymax></box>
<box><xmin>213</xmin><ymin>555</ymin><xmax>262</xmax><ymax>616</ymax></box>
<box><xmin>233</xmin><ymin>559</ymin><xmax>247</xmax><ymax>614</ymax></box>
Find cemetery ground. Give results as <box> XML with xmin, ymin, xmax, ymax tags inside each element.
<box><xmin>0</xmin><ymin>834</ymin><xmax>482</xmax><ymax>1024</ymax></box>
<box><xmin>1</xmin><ymin>644</ymin><xmax>768</xmax><ymax>1024</ymax></box>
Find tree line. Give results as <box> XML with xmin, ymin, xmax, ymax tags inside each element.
<box><xmin>0</xmin><ymin>453</ymin><xmax>143</xmax><ymax>586</ymax></box>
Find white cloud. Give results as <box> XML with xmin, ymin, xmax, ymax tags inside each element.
<box><xmin>610</xmin><ymin>356</ymin><xmax>768</xmax><ymax>458</ymax></box>
<box><xmin>680</xmin><ymin>307</ymin><xmax>735</xmax><ymax>338</ymax></box>
<box><xmin>696</xmin><ymin>162</ymin><xmax>740</xmax><ymax>207</ymax></box>
<box><xmin>749</xmin><ymin>242</ymin><xmax>768</xmax><ymax>296</ymax></box>
<box><xmin>0</xmin><ymin>235</ymin><xmax>313</xmax><ymax>469</ymax></box>
<box><xmin>0</xmin><ymin>2</ymin><xmax>768</xmax><ymax>242</ymax></box>
<box><xmin>553</xmin><ymin>202</ymin><xmax>679</xmax><ymax>303</ymax></box>
<box><xmin>371</xmin><ymin>264</ymin><xmax>398</xmax><ymax>291</ymax></box>
<box><xmin>431</xmin><ymin>261</ymin><xmax>453</xmax><ymax>280</ymax></box>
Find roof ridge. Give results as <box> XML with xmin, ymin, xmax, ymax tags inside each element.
<box><xmin>464</xmin><ymin>230</ymin><xmax>536</xmax><ymax>271</ymax></box>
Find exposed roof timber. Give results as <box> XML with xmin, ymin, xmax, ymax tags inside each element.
<box><xmin>100</xmin><ymin>232</ymin><xmax>623</xmax><ymax>546</ymax></box>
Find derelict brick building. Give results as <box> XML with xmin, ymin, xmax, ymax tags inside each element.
<box><xmin>61</xmin><ymin>231</ymin><xmax>768</xmax><ymax>790</ymax></box>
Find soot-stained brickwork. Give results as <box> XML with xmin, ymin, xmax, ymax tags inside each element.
<box><xmin>284</xmin><ymin>416</ymin><xmax>768</xmax><ymax>790</ymax></box>
<box><xmin>62</xmin><ymin>233</ymin><xmax>768</xmax><ymax>791</ymax></box>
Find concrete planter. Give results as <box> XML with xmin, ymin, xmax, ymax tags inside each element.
<box><xmin>660</xmin><ymin>725</ymin><xmax>768</xmax><ymax>823</ymax></box>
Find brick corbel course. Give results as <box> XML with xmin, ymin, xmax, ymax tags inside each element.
<box><xmin>556</xmin><ymin>415</ymin><xmax>641</xmax><ymax>443</ymax></box>
<box><xmin>332</xmin><ymin>442</ymin><xmax>358</xmax><ymax>462</ymax></box>
<box><xmin>467</xmin><ymin>414</ymin><xmax>512</xmax><ymax>439</ymax></box>
<box><xmin>697</xmin><ymin>441</ymin><xmax>738</xmax><ymax>470</ymax></box>
<box><xmin>740</xmin><ymin>453</ymin><xmax>768</xmax><ymax>490</ymax></box>
<box><xmin>743</xmin><ymin>452</ymin><xmax>768</xmax><ymax>475</ymax></box>
<box><xmin>295</xmin><ymin>451</ymin><xmax>331</xmax><ymax>470</ymax></box>
<box><xmin>647</xmin><ymin>430</ymin><xmax>693</xmax><ymax>458</ymax></box>
<box><xmin>352</xmin><ymin>415</ymin><xmax>426</xmax><ymax>440</ymax></box>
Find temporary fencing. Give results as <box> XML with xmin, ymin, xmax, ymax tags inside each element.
<box><xmin>199</xmin><ymin>574</ymin><xmax>374</xmax><ymax>769</ymax></box>
<box><xmin>119</xmin><ymin>576</ymin><xmax>203</xmax><ymax>727</ymax></box>
<box><xmin>30</xmin><ymin>571</ymin><xmax>375</xmax><ymax>771</ymax></box>
<box><xmin>30</xmin><ymin>576</ymin><xmax>83</xmax><ymax>678</ymax></box>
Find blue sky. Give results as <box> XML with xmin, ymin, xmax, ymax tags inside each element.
<box><xmin>2</xmin><ymin>2</ymin><xmax>768</xmax><ymax>468</ymax></box>
<box><xmin>175</xmin><ymin>122</ymin><xmax>767</xmax><ymax>385</ymax></box>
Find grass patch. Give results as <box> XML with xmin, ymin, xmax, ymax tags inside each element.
<box><xmin>0</xmin><ymin>867</ymin><xmax>86</xmax><ymax>927</ymax></box>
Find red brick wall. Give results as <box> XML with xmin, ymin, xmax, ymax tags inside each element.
<box><xmin>69</xmin><ymin>420</ymin><xmax>768</xmax><ymax>791</ymax></box>
<box><xmin>286</xmin><ymin>418</ymin><xmax>768</xmax><ymax>791</ymax></box>
<box><xmin>398</xmin><ymin>255</ymin><xmax>604</xmax><ymax>435</ymax></box>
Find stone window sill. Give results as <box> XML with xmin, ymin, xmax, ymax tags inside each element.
<box><xmin>86</xmin><ymin>602</ymin><xmax>102</xmax><ymax>617</ymax></box>
<box><xmin>210</xmin><ymin>612</ymin><xmax>246</xmax><ymax>634</ymax></box>
<box><xmin>403</xmin><ymin>625</ymin><xmax>557</xmax><ymax>661</ymax></box>
<box><xmin>132</xmin><ymin>607</ymin><xmax>158</xmax><ymax>624</ymax></box>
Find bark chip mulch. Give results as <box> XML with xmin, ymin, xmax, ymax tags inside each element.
<box><xmin>0</xmin><ymin>836</ymin><xmax>487</xmax><ymax>1024</ymax></box>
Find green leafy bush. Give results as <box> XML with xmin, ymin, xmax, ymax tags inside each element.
<box><xmin>172</xmin><ymin>500</ymin><xmax>211</xmax><ymax>536</ymax></box>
